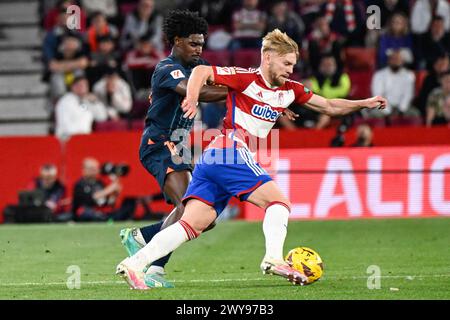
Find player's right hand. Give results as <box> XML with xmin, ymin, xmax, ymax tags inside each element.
<box><xmin>181</xmin><ymin>98</ymin><xmax>198</xmax><ymax>119</ymax></box>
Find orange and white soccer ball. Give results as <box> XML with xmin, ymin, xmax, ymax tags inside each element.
<box><xmin>285</xmin><ymin>247</ymin><xmax>324</xmax><ymax>284</ymax></box>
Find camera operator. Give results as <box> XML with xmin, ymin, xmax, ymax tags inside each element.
<box><xmin>72</xmin><ymin>157</ymin><xmax>122</xmax><ymax>221</ymax></box>
<box><xmin>3</xmin><ymin>164</ymin><xmax>68</xmax><ymax>223</ymax></box>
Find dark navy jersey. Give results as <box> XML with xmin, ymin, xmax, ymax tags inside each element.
<box><xmin>143</xmin><ymin>54</ymin><xmax>209</xmax><ymax>142</ymax></box>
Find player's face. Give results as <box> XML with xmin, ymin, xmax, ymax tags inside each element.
<box><xmin>268</xmin><ymin>52</ymin><xmax>297</xmax><ymax>86</ymax></box>
<box><xmin>175</xmin><ymin>34</ymin><xmax>205</xmax><ymax>65</ymax></box>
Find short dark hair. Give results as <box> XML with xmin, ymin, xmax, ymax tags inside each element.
<box><xmin>163</xmin><ymin>10</ymin><xmax>208</xmax><ymax>46</ymax></box>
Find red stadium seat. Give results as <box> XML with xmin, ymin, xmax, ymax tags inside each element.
<box><xmin>414</xmin><ymin>70</ymin><xmax>428</xmax><ymax>97</ymax></box>
<box><xmin>348</xmin><ymin>70</ymin><xmax>373</xmax><ymax>99</ymax></box>
<box><xmin>344</xmin><ymin>47</ymin><xmax>376</xmax><ymax>71</ymax></box>
<box><xmin>353</xmin><ymin>116</ymin><xmax>386</xmax><ymax>128</ymax></box>
<box><xmin>93</xmin><ymin>120</ymin><xmax>129</xmax><ymax>132</ymax></box>
<box><xmin>201</xmin><ymin>50</ymin><xmax>232</xmax><ymax>66</ymax></box>
<box><xmin>389</xmin><ymin>116</ymin><xmax>423</xmax><ymax>127</ymax></box>
<box><xmin>130</xmin><ymin>119</ymin><xmax>145</xmax><ymax>131</ymax></box>
<box><xmin>232</xmin><ymin>49</ymin><xmax>261</xmax><ymax>68</ymax></box>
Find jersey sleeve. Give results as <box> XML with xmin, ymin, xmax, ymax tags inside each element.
<box><xmin>153</xmin><ymin>64</ymin><xmax>187</xmax><ymax>90</ymax></box>
<box><xmin>292</xmin><ymin>81</ymin><xmax>314</xmax><ymax>105</ymax></box>
<box><xmin>212</xmin><ymin>66</ymin><xmax>254</xmax><ymax>91</ymax></box>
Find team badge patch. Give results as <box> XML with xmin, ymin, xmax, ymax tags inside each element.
<box><xmin>170</xmin><ymin>69</ymin><xmax>185</xmax><ymax>79</ymax></box>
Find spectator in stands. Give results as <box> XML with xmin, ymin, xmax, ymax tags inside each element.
<box><xmin>87</xmin><ymin>34</ymin><xmax>121</xmax><ymax>85</ymax></box>
<box><xmin>351</xmin><ymin>124</ymin><xmax>374</xmax><ymax>147</ymax></box>
<box><xmin>365</xmin><ymin>0</ymin><xmax>410</xmax><ymax>48</ymax></box>
<box><xmin>120</xmin><ymin>0</ymin><xmax>164</xmax><ymax>52</ymax></box>
<box><xmin>55</xmin><ymin>74</ymin><xmax>108</xmax><ymax>140</ymax></box>
<box><xmin>306</xmin><ymin>14</ymin><xmax>344</xmax><ymax>73</ymax></box>
<box><xmin>417</xmin><ymin>54</ymin><xmax>450</xmax><ymax>118</ymax></box>
<box><xmin>265</xmin><ymin>1</ymin><xmax>305</xmax><ymax>46</ymax></box>
<box><xmin>42</xmin><ymin>7</ymin><xmax>86</xmax><ymax>85</ymax></box>
<box><xmin>310</xmin><ymin>54</ymin><xmax>351</xmax><ymax>128</ymax></box>
<box><xmin>124</xmin><ymin>33</ymin><xmax>164</xmax><ymax>99</ymax></box>
<box><xmin>377</xmin><ymin>13</ymin><xmax>414</xmax><ymax>68</ymax></box>
<box><xmin>370</xmin><ymin>49</ymin><xmax>417</xmax><ymax>119</ymax></box>
<box><xmin>320</xmin><ymin>0</ymin><xmax>366</xmax><ymax>46</ymax></box>
<box><xmin>411</xmin><ymin>0</ymin><xmax>450</xmax><ymax>36</ymax></box>
<box><xmin>93</xmin><ymin>67</ymin><xmax>133</xmax><ymax>120</ymax></box>
<box><xmin>372</xmin><ymin>0</ymin><xmax>410</xmax><ymax>28</ymax></box>
<box><xmin>186</xmin><ymin>0</ymin><xmax>237</xmax><ymax>27</ymax></box>
<box><xmin>420</xmin><ymin>16</ymin><xmax>450</xmax><ymax>70</ymax></box>
<box><xmin>43</xmin><ymin>0</ymin><xmax>87</xmax><ymax>32</ymax></box>
<box><xmin>426</xmin><ymin>70</ymin><xmax>450</xmax><ymax>127</ymax></box>
<box><xmin>48</xmin><ymin>33</ymin><xmax>89</xmax><ymax>99</ymax></box>
<box><xmin>293</xmin><ymin>0</ymin><xmax>325</xmax><ymax>35</ymax></box>
<box><xmin>3</xmin><ymin>164</ymin><xmax>69</xmax><ymax>223</ymax></box>
<box><xmin>230</xmin><ymin>0</ymin><xmax>267</xmax><ymax>50</ymax></box>
<box><xmin>85</xmin><ymin>11</ymin><xmax>119</xmax><ymax>53</ymax></box>
<box><xmin>72</xmin><ymin>157</ymin><xmax>122</xmax><ymax>221</ymax></box>
<box><xmin>81</xmin><ymin>0</ymin><xmax>119</xmax><ymax>23</ymax></box>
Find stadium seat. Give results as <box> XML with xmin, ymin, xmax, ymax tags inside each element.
<box><xmin>414</xmin><ymin>70</ymin><xmax>428</xmax><ymax>97</ymax></box>
<box><xmin>130</xmin><ymin>119</ymin><xmax>145</xmax><ymax>131</ymax></box>
<box><xmin>93</xmin><ymin>120</ymin><xmax>129</xmax><ymax>132</ymax></box>
<box><xmin>348</xmin><ymin>70</ymin><xmax>373</xmax><ymax>100</ymax></box>
<box><xmin>389</xmin><ymin>116</ymin><xmax>423</xmax><ymax>127</ymax></box>
<box><xmin>201</xmin><ymin>50</ymin><xmax>232</xmax><ymax>66</ymax></box>
<box><xmin>353</xmin><ymin>116</ymin><xmax>386</xmax><ymax>128</ymax></box>
<box><xmin>119</xmin><ymin>3</ymin><xmax>137</xmax><ymax>16</ymax></box>
<box><xmin>344</xmin><ymin>47</ymin><xmax>376</xmax><ymax>71</ymax></box>
<box><xmin>232</xmin><ymin>49</ymin><xmax>261</xmax><ymax>68</ymax></box>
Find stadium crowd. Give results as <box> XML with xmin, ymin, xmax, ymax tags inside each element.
<box><xmin>40</xmin><ymin>0</ymin><xmax>450</xmax><ymax>139</ymax></box>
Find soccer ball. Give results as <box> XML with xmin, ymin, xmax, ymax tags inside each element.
<box><xmin>285</xmin><ymin>247</ymin><xmax>324</xmax><ymax>284</ymax></box>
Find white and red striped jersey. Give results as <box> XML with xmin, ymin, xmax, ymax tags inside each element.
<box><xmin>208</xmin><ymin>66</ymin><xmax>313</xmax><ymax>150</ymax></box>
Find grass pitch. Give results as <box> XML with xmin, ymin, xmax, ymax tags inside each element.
<box><xmin>0</xmin><ymin>218</ymin><xmax>449</xmax><ymax>300</ymax></box>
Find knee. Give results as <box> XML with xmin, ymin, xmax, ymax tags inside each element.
<box><xmin>178</xmin><ymin>219</ymin><xmax>204</xmax><ymax>240</ymax></box>
<box><xmin>265</xmin><ymin>199</ymin><xmax>292</xmax><ymax>212</ymax></box>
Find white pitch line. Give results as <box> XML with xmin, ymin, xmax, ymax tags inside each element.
<box><xmin>0</xmin><ymin>274</ymin><xmax>449</xmax><ymax>287</ymax></box>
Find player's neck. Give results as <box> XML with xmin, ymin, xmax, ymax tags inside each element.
<box><xmin>171</xmin><ymin>49</ymin><xmax>189</xmax><ymax>67</ymax></box>
<box><xmin>259</xmin><ymin>67</ymin><xmax>279</xmax><ymax>89</ymax></box>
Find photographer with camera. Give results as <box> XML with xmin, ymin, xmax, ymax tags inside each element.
<box><xmin>72</xmin><ymin>157</ymin><xmax>127</xmax><ymax>222</ymax></box>
<box><xmin>3</xmin><ymin>164</ymin><xmax>69</xmax><ymax>223</ymax></box>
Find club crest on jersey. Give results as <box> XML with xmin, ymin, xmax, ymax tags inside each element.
<box><xmin>251</xmin><ymin>104</ymin><xmax>281</xmax><ymax>121</ymax></box>
<box><xmin>277</xmin><ymin>92</ymin><xmax>284</xmax><ymax>105</ymax></box>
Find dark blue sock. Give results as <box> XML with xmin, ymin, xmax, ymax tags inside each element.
<box><xmin>139</xmin><ymin>221</ymin><xmax>172</xmax><ymax>268</ymax></box>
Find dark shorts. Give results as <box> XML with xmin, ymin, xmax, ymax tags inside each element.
<box><xmin>139</xmin><ymin>137</ymin><xmax>193</xmax><ymax>203</ymax></box>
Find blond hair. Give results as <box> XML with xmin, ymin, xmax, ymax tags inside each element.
<box><xmin>261</xmin><ymin>29</ymin><xmax>299</xmax><ymax>59</ymax></box>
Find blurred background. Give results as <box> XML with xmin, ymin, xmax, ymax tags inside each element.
<box><xmin>0</xmin><ymin>0</ymin><xmax>449</xmax><ymax>223</ymax></box>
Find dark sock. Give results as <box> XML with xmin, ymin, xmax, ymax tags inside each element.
<box><xmin>139</xmin><ymin>221</ymin><xmax>172</xmax><ymax>268</ymax></box>
<box><xmin>140</xmin><ymin>221</ymin><xmax>164</xmax><ymax>243</ymax></box>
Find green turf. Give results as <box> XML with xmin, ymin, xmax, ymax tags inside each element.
<box><xmin>0</xmin><ymin>218</ymin><xmax>449</xmax><ymax>300</ymax></box>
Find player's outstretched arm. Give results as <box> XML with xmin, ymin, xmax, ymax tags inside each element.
<box><xmin>175</xmin><ymin>80</ymin><xmax>227</xmax><ymax>103</ymax></box>
<box><xmin>182</xmin><ymin>65</ymin><xmax>215</xmax><ymax>119</ymax></box>
<box><xmin>304</xmin><ymin>94</ymin><xmax>387</xmax><ymax>117</ymax></box>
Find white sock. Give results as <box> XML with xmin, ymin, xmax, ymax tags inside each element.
<box><xmin>127</xmin><ymin>221</ymin><xmax>195</xmax><ymax>271</ymax></box>
<box><xmin>263</xmin><ymin>203</ymin><xmax>290</xmax><ymax>261</ymax></box>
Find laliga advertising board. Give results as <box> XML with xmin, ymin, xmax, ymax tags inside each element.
<box><xmin>244</xmin><ymin>146</ymin><xmax>450</xmax><ymax>220</ymax></box>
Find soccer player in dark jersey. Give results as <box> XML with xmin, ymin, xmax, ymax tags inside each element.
<box><xmin>119</xmin><ymin>10</ymin><xmax>227</xmax><ymax>288</ymax></box>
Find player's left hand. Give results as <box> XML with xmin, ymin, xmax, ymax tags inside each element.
<box><xmin>281</xmin><ymin>108</ymin><xmax>299</xmax><ymax>121</ymax></box>
<box><xmin>363</xmin><ymin>96</ymin><xmax>387</xmax><ymax>110</ymax></box>
<box><xmin>181</xmin><ymin>98</ymin><xmax>198</xmax><ymax>119</ymax></box>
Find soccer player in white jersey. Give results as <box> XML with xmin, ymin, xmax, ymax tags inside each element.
<box><xmin>116</xmin><ymin>29</ymin><xmax>387</xmax><ymax>289</ymax></box>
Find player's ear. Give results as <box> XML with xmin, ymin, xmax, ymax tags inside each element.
<box><xmin>174</xmin><ymin>36</ymin><xmax>182</xmax><ymax>47</ymax></box>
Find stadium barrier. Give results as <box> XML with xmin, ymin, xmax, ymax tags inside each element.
<box><xmin>0</xmin><ymin>127</ymin><xmax>449</xmax><ymax>222</ymax></box>
<box><xmin>244</xmin><ymin>146</ymin><xmax>450</xmax><ymax>220</ymax></box>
